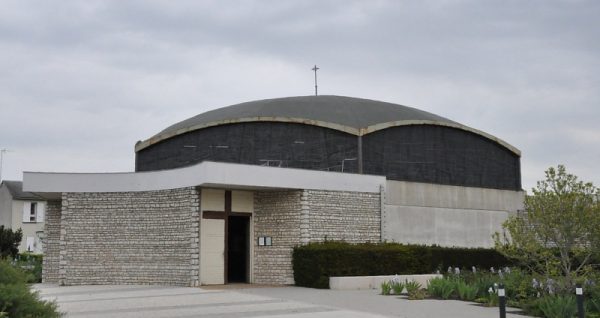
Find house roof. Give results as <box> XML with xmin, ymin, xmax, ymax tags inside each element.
<box><xmin>1</xmin><ymin>180</ymin><xmax>45</xmax><ymax>200</ymax></box>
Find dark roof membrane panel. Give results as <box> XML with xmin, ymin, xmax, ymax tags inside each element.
<box><xmin>136</xmin><ymin>122</ymin><xmax>359</xmax><ymax>173</ymax></box>
<box><xmin>362</xmin><ymin>125</ymin><xmax>521</xmax><ymax>190</ymax></box>
<box><xmin>136</xmin><ymin>121</ymin><xmax>521</xmax><ymax>191</ymax></box>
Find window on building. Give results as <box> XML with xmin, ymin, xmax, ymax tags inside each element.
<box><xmin>22</xmin><ymin>201</ymin><xmax>44</xmax><ymax>223</ymax></box>
<box><xmin>30</xmin><ymin>202</ymin><xmax>37</xmax><ymax>222</ymax></box>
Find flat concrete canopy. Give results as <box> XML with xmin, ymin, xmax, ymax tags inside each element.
<box><xmin>23</xmin><ymin>161</ymin><xmax>386</xmax><ymax>197</ymax></box>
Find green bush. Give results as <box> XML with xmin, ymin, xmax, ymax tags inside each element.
<box><xmin>536</xmin><ymin>295</ymin><xmax>577</xmax><ymax>318</ymax></box>
<box><xmin>405</xmin><ymin>280</ymin><xmax>423</xmax><ymax>299</ymax></box>
<box><xmin>456</xmin><ymin>280</ymin><xmax>478</xmax><ymax>301</ymax></box>
<box><xmin>391</xmin><ymin>280</ymin><xmax>405</xmax><ymax>295</ymax></box>
<box><xmin>0</xmin><ymin>226</ymin><xmax>22</xmax><ymax>259</ymax></box>
<box><xmin>0</xmin><ymin>260</ymin><xmax>62</xmax><ymax>318</ymax></box>
<box><xmin>380</xmin><ymin>281</ymin><xmax>392</xmax><ymax>295</ymax></box>
<box><xmin>15</xmin><ymin>253</ymin><xmax>43</xmax><ymax>283</ymax></box>
<box><xmin>427</xmin><ymin>277</ymin><xmax>455</xmax><ymax>299</ymax></box>
<box><xmin>292</xmin><ymin>241</ymin><xmax>510</xmax><ymax>288</ymax></box>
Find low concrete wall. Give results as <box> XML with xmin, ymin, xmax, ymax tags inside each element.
<box><xmin>330</xmin><ymin>274</ymin><xmax>442</xmax><ymax>290</ymax></box>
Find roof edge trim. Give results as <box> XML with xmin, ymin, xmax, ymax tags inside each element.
<box><xmin>363</xmin><ymin>120</ymin><xmax>521</xmax><ymax>156</ymax></box>
<box><xmin>135</xmin><ymin>117</ymin><xmax>520</xmax><ymax>156</ymax></box>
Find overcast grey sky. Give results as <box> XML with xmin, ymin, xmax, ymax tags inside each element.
<box><xmin>1</xmin><ymin>0</ymin><xmax>598</xmax><ymax>191</ymax></box>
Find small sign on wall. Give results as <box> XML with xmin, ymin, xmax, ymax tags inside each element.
<box><xmin>258</xmin><ymin>236</ymin><xmax>272</xmax><ymax>246</ymax></box>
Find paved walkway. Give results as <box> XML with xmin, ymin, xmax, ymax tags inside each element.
<box><xmin>35</xmin><ymin>284</ymin><xmax>530</xmax><ymax>318</ymax></box>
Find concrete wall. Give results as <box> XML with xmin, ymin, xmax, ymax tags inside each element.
<box><xmin>42</xmin><ymin>201</ymin><xmax>61</xmax><ymax>283</ymax></box>
<box><xmin>55</xmin><ymin>187</ymin><xmax>200</xmax><ymax>286</ymax></box>
<box><xmin>383</xmin><ymin>180</ymin><xmax>524</xmax><ymax>248</ymax></box>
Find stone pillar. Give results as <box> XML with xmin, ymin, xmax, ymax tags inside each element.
<box><xmin>299</xmin><ymin>190</ymin><xmax>310</xmax><ymax>245</ymax></box>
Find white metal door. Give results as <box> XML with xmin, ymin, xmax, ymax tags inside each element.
<box><xmin>200</xmin><ymin>218</ymin><xmax>225</xmax><ymax>285</ymax></box>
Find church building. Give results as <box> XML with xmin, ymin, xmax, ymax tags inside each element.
<box><xmin>24</xmin><ymin>95</ymin><xmax>524</xmax><ymax>286</ymax></box>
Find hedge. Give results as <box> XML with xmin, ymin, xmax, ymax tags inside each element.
<box><xmin>292</xmin><ymin>241</ymin><xmax>510</xmax><ymax>288</ymax></box>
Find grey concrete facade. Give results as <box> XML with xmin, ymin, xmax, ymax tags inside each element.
<box><xmin>382</xmin><ymin>180</ymin><xmax>524</xmax><ymax>248</ymax></box>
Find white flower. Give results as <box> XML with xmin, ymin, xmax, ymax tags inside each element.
<box><xmin>488</xmin><ymin>287</ymin><xmax>493</xmax><ymax>294</ymax></box>
<box><xmin>454</xmin><ymin>267</ymin><xmax>460</xmax><ymax>275</ymax></box>
<box><xmin>472</xmin><ymin>266</ymin><xmax>476</xmax><ymax>273</ymax></box>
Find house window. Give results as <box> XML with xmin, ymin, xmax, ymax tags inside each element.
<box><xmin>22</xmin><ymin>201</ymin><xmax>44</xmax><ymax>223</ymax></box>
<box><xmin>30</xmin><ymin>202</ymin><xmax>37</xmax><ymax>222</ymax></box>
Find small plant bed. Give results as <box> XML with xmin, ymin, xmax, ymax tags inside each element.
<box><xmin>378</xmin><ymin>266</ymin><xmax>600</xmax><ymax>318</ymax></box>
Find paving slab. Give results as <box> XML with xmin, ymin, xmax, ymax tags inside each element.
<box><xmin>34</xmin><ymin>284</ymin><xmax>531</xmax><ymax>318</ymax></box>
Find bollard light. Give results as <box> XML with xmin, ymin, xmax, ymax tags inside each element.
<box><xmin>576</xmin><ymin>283</ymin><xmax>584</xmax><ymax>318</ymax></box>
<box><xmin>498</xmin><ymin>283</ymin><xmax>506</xmax><ymax>318</ymax></box>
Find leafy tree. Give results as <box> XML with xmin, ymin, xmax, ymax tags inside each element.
<box><xmin>0</xmin><ymin>226</ymin><xmax>22</xmax><ymax>259</ymax></box>
<box><xmin>494</xmin><ymin>165</ymin><xmax>600</xmax><ymax>287</ymax></box>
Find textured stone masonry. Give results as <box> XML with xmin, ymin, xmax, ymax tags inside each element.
<box><xmin>307</xmin><ymin>190</ymin><xmax>380</xmax><ymax>243</ymax></box>
<box><xmin>42</xmin><ymin>200</ymin><xmax>62</xmax><ymax>283</ymax></box>
<box><xmin>253</xmin><ymin>191</ymin><xmax>302</xmax><ymax>285</ymax></box>
<box><xmin>44</xmin><ymin>186</ymin><xmax>380</xmax><ymax>286</ymax></box>
<box><xmin>55</xmin><ymin>187</ymin><xmax>199</xmax><ymax>286</ymax></box>
<box><xmin>253</xmin><ymin>189</ymin><xmax>380</xmax><ymax>285</ymax></box>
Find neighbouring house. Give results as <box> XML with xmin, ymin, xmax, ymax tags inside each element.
<box><xmin>23</xmin><ymin>95</ymin><xmax>524</xmax><ymax>286</ymax></box>
<box><xmin>0</xmin><ymin>180</ymin><xmax>46</xmax><ymax>253</ymax></box>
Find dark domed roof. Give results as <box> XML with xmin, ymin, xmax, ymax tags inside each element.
<box><xmin>159</xmin><ymin>95</ymin><xmax>455</xmax><ymax>135</ymax></box>
<box><xmin>136</xmin><ymin>95</ymin><xmax>519</xmax><ymax>155</ymax></box>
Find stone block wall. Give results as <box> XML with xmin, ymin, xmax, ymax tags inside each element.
<box><xmin>253</xmin><ymin>191</ymin><xmax>302</xmax><ymax>285</ymax></box>
<box><xmin>253</xmin><ymin>189</ymin><xmax>381</xmax><ymax>285</ymax></box>
<box><xmin>42</xmin><ymin>200</ymin><xmax>62</xmax><ymax>283</ymax></box>
<box><xmin>307</xmin><ymin>190</ymin><xmax>381</xmax><ymax>243</ymax></box>
<box><xmin>57</xmin><ymin>187</ymin><xmax>199</xmax><ymax>286</ymax></box>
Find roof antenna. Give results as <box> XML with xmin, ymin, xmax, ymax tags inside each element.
<box><xmin>312</xmin><ymin>65</ymin><xmax>319</xmax><ymax>96</ymax></box>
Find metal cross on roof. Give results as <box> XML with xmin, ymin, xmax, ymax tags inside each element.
<box><xmin>312</xmin><ymin>65</ymin><xmax>319</xmax><ymax>96</ymax></box>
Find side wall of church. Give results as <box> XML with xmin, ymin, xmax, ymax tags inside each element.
<box><xmin>53</xmin><ymin>187</ymin><xmax>200</xmax><ymax>286</ymax></box>
<box><xmin>253</xmin><ymin>189</ymin><xmax>381</xmax><ymax>285</ymax></box>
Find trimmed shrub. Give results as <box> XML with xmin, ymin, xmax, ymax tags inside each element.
<box><xmin>292</xmin><ymin>241</ymin><xmax>510</xmax><ymax>288</ymax></box>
